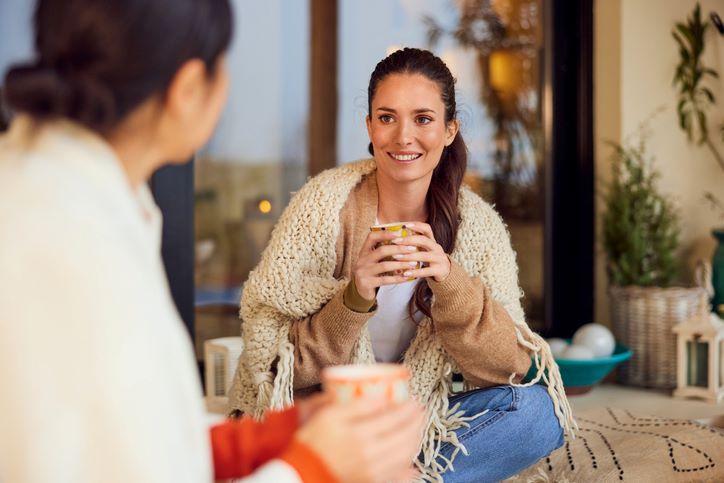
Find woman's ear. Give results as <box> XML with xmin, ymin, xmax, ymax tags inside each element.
<box><xmin>365</xmin><ymin>114</ymin><xmax>372</xmax><ymax>139</ymax></box>
<box><xmin>445</xmin><ymin>119</ymin><xmax>459</xmax><ymax>146</ymax></box>
<box><xmin>164</xmin><ymin>59</ymin><xmax>208</xmax><ymax>121</ymax></box>
<box><xmin>155</xmin><ymin>57</ymin><xmax>228</xmax><ymax>162</ymax></box>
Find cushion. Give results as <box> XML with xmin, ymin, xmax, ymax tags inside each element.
<box><xmin>507</xmin><ymin>407</ymin><xmax>724</xmax><ymax>482</ymax></box>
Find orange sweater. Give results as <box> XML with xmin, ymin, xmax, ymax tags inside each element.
<box><xmin>210</xmin><ymin>407</ymin><xmax>337</xmax><ymax>482</ymax></box>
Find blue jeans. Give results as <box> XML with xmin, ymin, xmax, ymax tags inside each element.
<box><xmin>425</xmin><ymin>384</ymin><xmax>564</xmax><ymax>483</ymax></box>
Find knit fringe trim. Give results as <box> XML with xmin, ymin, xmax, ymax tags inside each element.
<box><xmin>412</xmin><ymin>363</ymin><xmax>488</xmax><ymax>482</ymax></box>
<box><xmin>511</xmin><ymin>322</ymin><xmax>578</xmax><ymax>437</ymax></box>
<box><xmin>251</xmin><ymin>339</ymin><xmax>295</xmax><ymax>419</ymax></box>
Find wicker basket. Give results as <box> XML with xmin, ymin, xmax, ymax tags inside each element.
<box><xmin>609</xmin><ymin>285</ymin><xmax>704</xmax><ymax>388</ymax></box>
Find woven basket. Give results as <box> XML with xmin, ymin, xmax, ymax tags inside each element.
<box><xmin>609</xmin><ymin>285</ymin><xmax>704</xmax><ymax>388</ymax></box>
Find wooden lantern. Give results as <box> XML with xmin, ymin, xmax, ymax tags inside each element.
<box><xmin>673</xmin><ymin>293</ymin><xmax>724</xmax><ymax>403</ymax></box>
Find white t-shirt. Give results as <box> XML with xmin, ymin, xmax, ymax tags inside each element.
<box><xmin>368</xmin><ymin>279</ymin><xmax>423</xmax><ymax>362</ymax></box>
<box><xmin>0</xmin><ymin>117</ymin><xmax>299</xmax><ymax>483</ymax></box>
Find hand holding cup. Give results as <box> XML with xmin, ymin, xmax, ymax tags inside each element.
<box><xmin>353</xmin><ymin>222</ymin><xmax>422</xmax><ymax>300</ymax></box>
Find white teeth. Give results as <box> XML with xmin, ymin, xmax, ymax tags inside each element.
<box><xmin>390</xmin><ymin>153</ymin><xmax>421</xmax><ymax>161</ymax></box>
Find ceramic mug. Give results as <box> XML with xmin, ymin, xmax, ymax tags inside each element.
<box><xmin>321</xmin><ymin>363</ymin><xmax>411</xmax><ymax>402</ymax></box>
<box><xmin>370</xmin><ymin>222</ymin><xmax>421</xmax><ymax>280</ymax></box>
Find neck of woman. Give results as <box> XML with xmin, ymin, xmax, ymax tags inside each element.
<box><xmin>105</xmin><ymin>106</ymin><xmax>165</xmax><ymax>189</ymax></box>
<box><xmin>376</xmin><ymin>174</ymin><xmax>430</xmax><ymax>224</ymax></box>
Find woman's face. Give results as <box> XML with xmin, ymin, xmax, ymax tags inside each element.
<box><xmin>366</xmin><ymin>73</ymin><xmax>458</xmax><ymax>187</ymax></box>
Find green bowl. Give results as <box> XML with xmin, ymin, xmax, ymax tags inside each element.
<box><xmin>524</xmin><ymin>342</ymin><xmax>632</xmax><ymax>395</ymax></box>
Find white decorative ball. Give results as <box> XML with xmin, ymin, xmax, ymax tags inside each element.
<box><xmin>546</xmin><ymin>338</ymin><xmax>569</xmax><ymax>358</ymax></box>
<box><xmin>560</xmin><ymin>344</ymin><xmax>596</xmax><ymax>360</ymax></box>
<box><xmin>572</xmin><ymin>323</ymin><xmax>616</xmax><ymax>357</ymax></box>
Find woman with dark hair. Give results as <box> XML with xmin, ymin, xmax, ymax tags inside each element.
<box><xmin>0</xmin><ymin>2</ymin><xmax>424</xmax><ymax>482</ymax></box>
<box><xmin>230</xmin><ymin>47</ymin><xmax>575</xmax><ymax>482</ymax></box>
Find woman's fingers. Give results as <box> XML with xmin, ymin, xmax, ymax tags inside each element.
<box><xmin>376</xmin><ymin>274</ymin><xmax>417</xmax><ymax>286</ymax></box>
<box><xmin>363</xmin><ymin>403</ymin><xmax>426</xmax><ymax>478</ymax></box>
<box><xmin>360</xmin><ymin>229</ymin><xmax>400</xmax><ymax>254</ymax></box>
<box><xmin>360</xmin><ymin>401</ymin><xmax>425</xmax><ymax>439</ymax></box>
<box><xmin>405</xmin><ymin>221</ymin><xmax>434</xmax><ymax>239</ymax></box>
<box><xmin>368</xmin><ymin>243</ymin><xmax>418</xmax><ymax>263</ymax></box>
<box><xmin>392</xmin><ymin>234</ymin><xmax>438</xmax><ymax>252</ymax></box>
<box><xmin>391</xmin><ymin>250</ymin><xmax>442</xmax><ymax>264</ymax></box>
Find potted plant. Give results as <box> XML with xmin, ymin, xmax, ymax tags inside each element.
<box><xmin>602</xmin><ymin>121</ymin><xmax>704</xmax><ymax>388</ymax></box>
<box><xmin>672</xmin><ymin>3</ymin><xmax>724</xmax><ymax>316</ymax></box>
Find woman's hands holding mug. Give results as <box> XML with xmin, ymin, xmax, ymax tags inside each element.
<box><xmin>353</xmin><ymin>222</ymin><xmax>451</xmax><ymax>300</ymax></box>
<box><xmin>353</xmin><ymin>228</ymin><xmax>420</xmax><ymax>300</ymax></box>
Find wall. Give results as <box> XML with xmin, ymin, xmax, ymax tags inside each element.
<box><xmin>0</xmin><ymin>0</ymin><xmax>33</xmax><ymax>75</ymax></box>
<box><xmin>595</xmin><ymin>0</ymin><xmax>724</xmax><ymax>326</ymax></box>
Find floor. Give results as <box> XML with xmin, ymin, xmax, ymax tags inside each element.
<box><xmin>568</xmin><ymin>382</ymin><xmax>724</xmax><ymax>424</ymax></box>
<box><xmin>209</xmin><ymin>382</ymin><xmax>724</xmax><ymax>423</ymax></box>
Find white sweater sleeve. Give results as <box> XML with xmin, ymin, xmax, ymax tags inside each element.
<box><xmin>234</xmin><ymin>461</ymin><xmax>302</xmax><ymax>483</ymax></box>
<box><xmin>0</xmin><ymin>216</ymin><xmax>211</xmax><ymax>483</ymax></box>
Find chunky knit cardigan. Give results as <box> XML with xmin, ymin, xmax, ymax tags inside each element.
<box><xmin>228</xmin><ymin>159</ymin><xmax>575</xmax><ymax>481</ymax></box>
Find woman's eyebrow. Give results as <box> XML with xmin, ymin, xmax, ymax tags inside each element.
<box><xmin>375</xmin><ymin>107</ymin><xmax>437</xmax><ymax>114</ymax></box>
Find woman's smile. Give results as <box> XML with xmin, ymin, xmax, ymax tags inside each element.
<box><xmin>388</xmin><ymin>151</ymin><xmax>422</xmax><ymax>163</ymax></box>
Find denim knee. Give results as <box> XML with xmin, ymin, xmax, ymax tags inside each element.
<box><xmin>515</xmin><ymin>384</ymin><xmax>565</xmax><ymax>455</ymax></box>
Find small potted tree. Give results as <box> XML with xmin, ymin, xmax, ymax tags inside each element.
<box><xmin>602</xmin><ymin>122</ymin><xmax>704</xmax><ymax>388</ymax></box>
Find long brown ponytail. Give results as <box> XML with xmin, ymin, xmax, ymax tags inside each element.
<box><xmin>367</xmin><ymin>48</ymin><xmax>468</xmax><ymax>320</ymax></box>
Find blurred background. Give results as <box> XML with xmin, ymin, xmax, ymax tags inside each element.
<box><xmin>191</xmin><ymin>0</ymin><xmax>550</xmax><ymax>359</ymax></box>
<box><xmin>1</xmin><ymin>0</ymin><xmax>595</xmax><ymax>363</ymax></box>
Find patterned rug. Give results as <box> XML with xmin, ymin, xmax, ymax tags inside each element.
<box><xmin>507</xmin><ymin>407</ymin><xmax>724</xmax><ymax>482</ymax></box>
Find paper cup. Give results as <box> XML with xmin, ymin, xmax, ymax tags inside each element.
<box><xmin>322</xmin><ymin>363</ymin><xmax>411</xmax><ymax>402</ymax></box>
<box><xmin>370</xmin><ymin>222</ymin><xmax>421</xmax><ymax>279</ymax></box>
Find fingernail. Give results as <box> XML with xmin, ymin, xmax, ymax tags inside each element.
<box><xmin>403</xmin><ymin>271</ymin><xmax>412</xmax><ymax>277</ymax></box>
<box><xmin>392</xmin><ymin>254</ymin><xmax>404</xmax><ymax>260</ymax></box>
<box><xmin>408</xmin><ymin>261</ymin><xmax>418</xmax><ymax>267</ymax></box>
<box><xmin>406</xmin><ymin>246</ymin><xmax>417</xmax><ymax>251</ymax></box>
<box><xmin>392</xmin><ymin>238</ymin><xmax>403</xmax><ymax>244</ymax></box>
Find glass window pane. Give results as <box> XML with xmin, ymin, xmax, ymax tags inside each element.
<box><xmin>194</xmin><ymin>0</ymin><xmax>310</xmax><ymax>359</ymax></box>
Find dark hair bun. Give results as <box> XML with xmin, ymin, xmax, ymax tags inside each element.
<box><xmin>3</xmin><ymin>0</ymin><xmax>231</xmax><ymax>132</ymax></box>
<box><xmin>4</xmin><ymin>63</ymin><xmax>116</xmax><ymax>131</ymax></box>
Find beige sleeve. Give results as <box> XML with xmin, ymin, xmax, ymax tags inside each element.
<box><xmin>428</xmin><ymin>260</ymin><xmax>533</xmax><ymax>387</ymax></box>
<box><xmin>288</xmin><ymin>286</ymin><xmax>375</xmax><ymax>390</ymax></box>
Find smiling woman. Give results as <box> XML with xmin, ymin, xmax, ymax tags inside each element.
<box><xmin>229</xmin><ymin>47</ymin><xmax>576</xmax><ymax>482</ymax></box>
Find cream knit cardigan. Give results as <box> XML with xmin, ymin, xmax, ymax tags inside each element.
<box><xmin>228</xmin><ymin>159</ymin><xmax>575</xmax><ymax>481</ymax></box>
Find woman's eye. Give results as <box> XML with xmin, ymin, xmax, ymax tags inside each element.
<box><xmin>378</xmin><ymin>114</ymin><xmax>394</xmax><ymax>124</ymax></box>
<box><xmin>416</xmin><ymin>116</ymin><xmax>433</xmax><ymax>125</ymax></box>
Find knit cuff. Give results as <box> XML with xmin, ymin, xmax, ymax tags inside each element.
<box><xmin>427</xmin><ymin>259</ymin><xmax>481</xmax><ymax>307</ymax></box>
<box><xmin>279</xmin><ymin>439</ymin><xmax>339</xmax><ymax>483</ymax></box>
<box><xmin>343</xmin><ymin>278</ymin><xmax>377</xmax><ymax>313</ymax></box>
<box><xmin>314</xmin><ymin>287</ymin><xmax>377</xmax><ymax>344</ymax></box>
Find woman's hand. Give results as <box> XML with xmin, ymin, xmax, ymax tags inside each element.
<box><xmin>295</xmin><ymin>392</ymin><xmax>333</xmax><ymax>425</ymax></box>
<box><xmin>390</xmin><ymin>222</ymin><xmax>451</xmax><ymax>282</ymax></box>
<box><xmin>294</xmin><ymin>398</ymin><xmax>425</xmax><ymax>483</ymax></box>
<box><xmin>353</xmin><ymin>229</ymin><xmax>423</xmax><ymax>300</ymax></box>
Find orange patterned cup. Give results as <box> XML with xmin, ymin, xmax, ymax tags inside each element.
<box><xmin>321</xmin><ymin>363</ymin><xmax>411</xmax><ymax>402</ymax></box>
<box><xmin>370</xmin><ymin>222</ymin><xmax>421</xmax><ymax>280</ymax></box>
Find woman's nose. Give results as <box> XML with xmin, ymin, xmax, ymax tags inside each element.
<box><xmin>395</xmin><ymin>120</ymin><xmax>413</xmax><ymax>146</ymax></box>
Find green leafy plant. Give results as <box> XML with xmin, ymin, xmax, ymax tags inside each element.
<box><xmin>602</xmin><ymin>127</ymin><xmax>680</xmax><ymax>287</ymax></box>
<box><xmin>672</xmin><ymin>3</ymin><xmax>724</xmax><ymax>223</ymax></box>
<box><xmin>672</xmin><ymin>3</ymin><xmax>722</xmax><ymax>167</ymax></box>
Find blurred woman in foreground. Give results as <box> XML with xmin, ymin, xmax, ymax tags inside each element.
<box><xmin>0</xmin><ymin>1</ymin><xmax>423</xmax><ymax>482</ymax></box>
